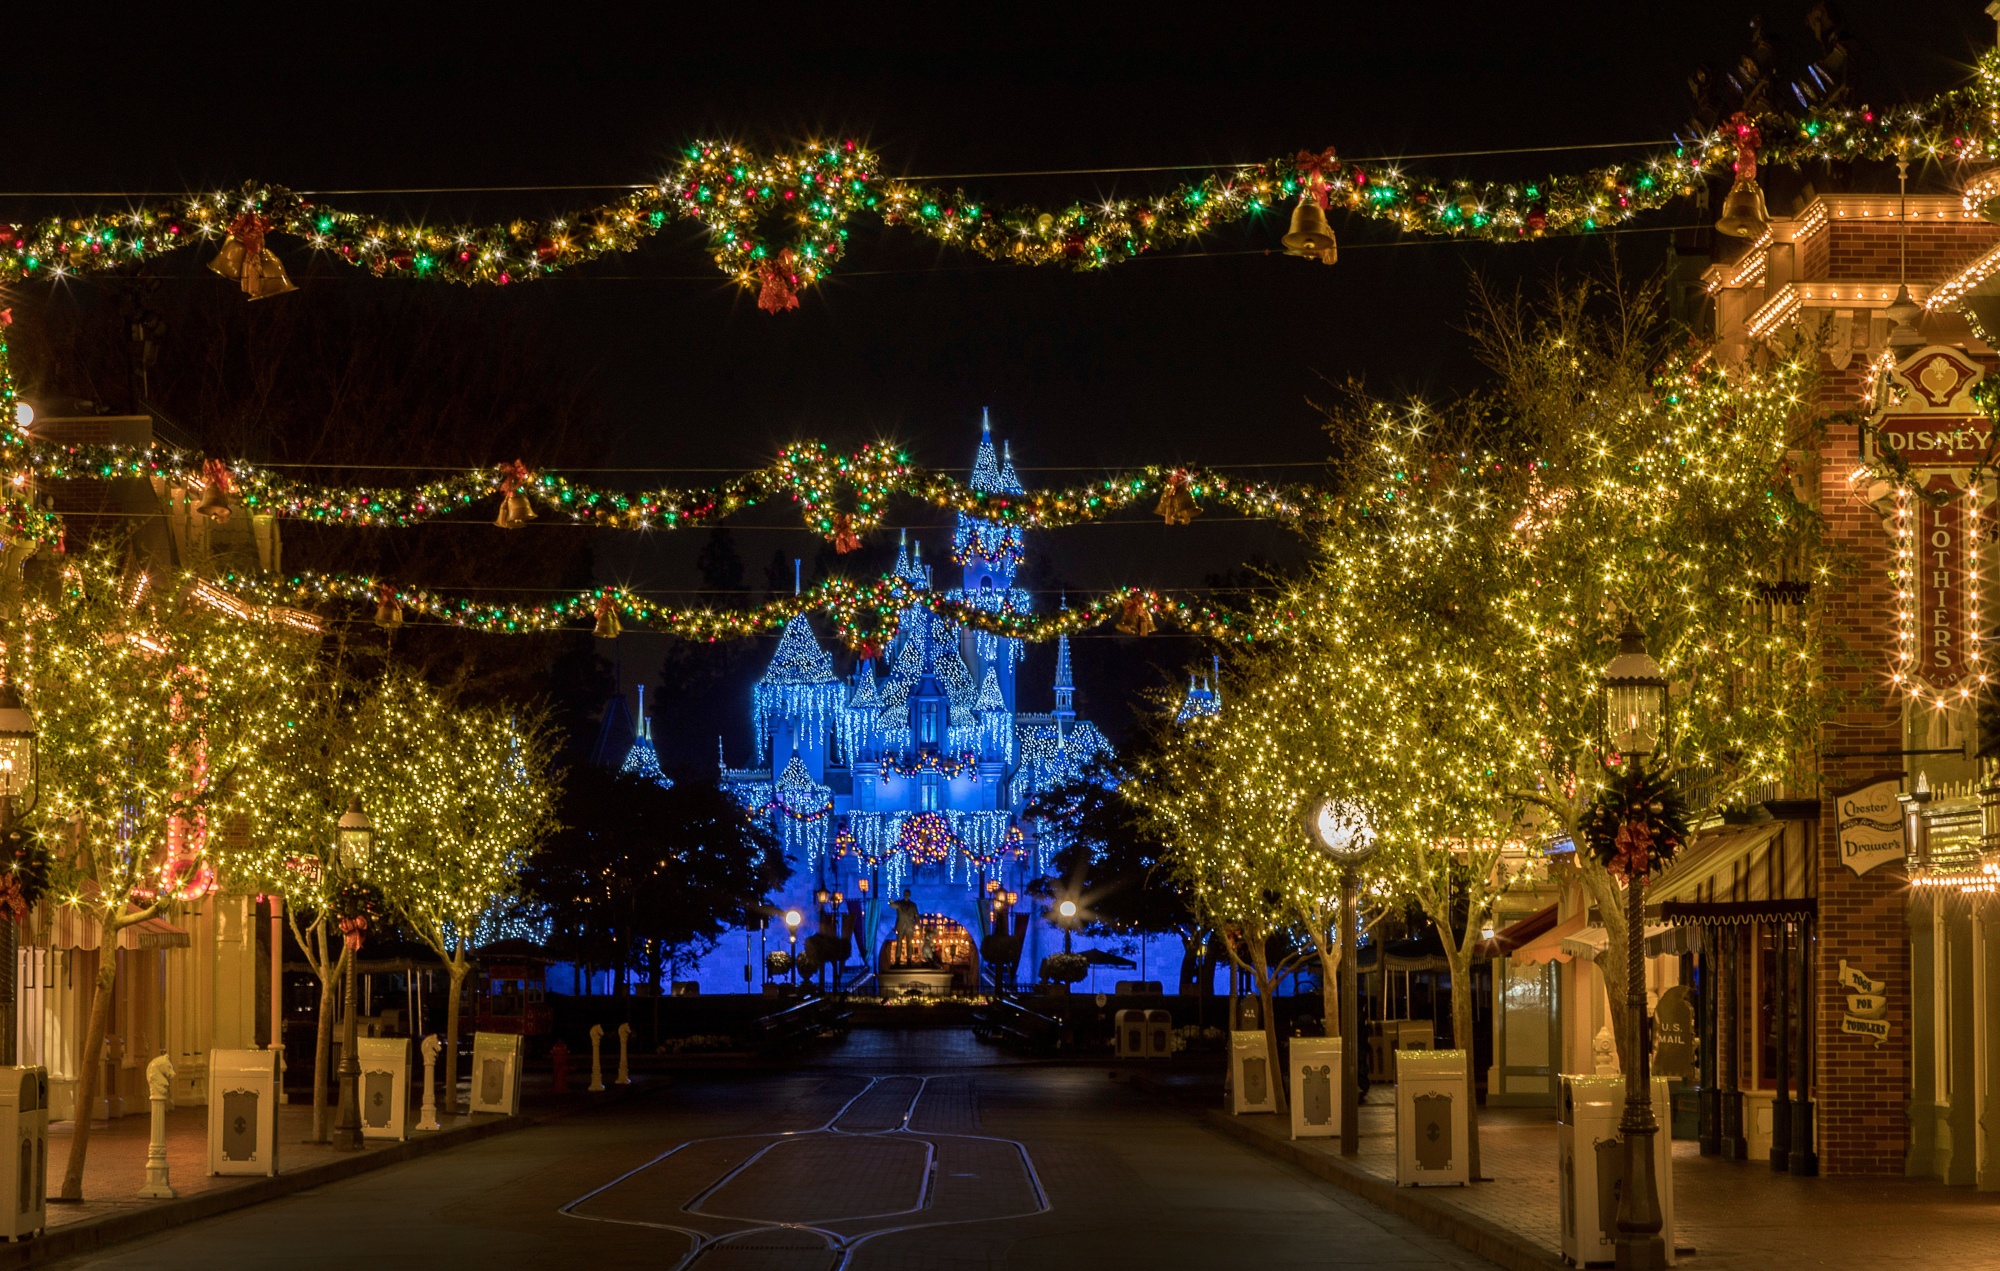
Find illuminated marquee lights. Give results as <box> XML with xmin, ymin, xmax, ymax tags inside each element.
<box><xmin>1887</xmin><ymin>479</ymin><xmax>1991</xmax><ymax>707</ymax></box>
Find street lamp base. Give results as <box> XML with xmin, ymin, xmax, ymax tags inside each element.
<box><xmin>1614</xmin><ymin>1235</ymin><xmax>1669</xmax><ymax>1271</ymax></box>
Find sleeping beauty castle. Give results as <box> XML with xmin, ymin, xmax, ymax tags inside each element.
<box><xmin>715</xmin><ymin>413</ymin><xmax>1112</xmax><ymax>991</ymax></box>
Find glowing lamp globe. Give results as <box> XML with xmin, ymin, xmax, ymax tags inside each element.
<box><xmin>0</xmin><ymin>685</ymin><xmax>36</xmax><ymax>813</ymax></box>
<box><xmin>335</xmin><ymin>794</ymin><xmax>373</xmax><ymax>872</ymax></box>
<box><xmin>1601</xmin><ymin>619</ymin><xmax>1668</xmax><ymax>759</ymax></box>
<box><xmin>784</xmin><ymin>909</ymin><xmax>803</xmax><ymax>930</ymax></box>
<box><xmin>1306</xmin><ymin>797</ymin><xmax>1378</xmax><ymax>867</ymax></box>
<box><xmin>1058</xmin><ymin>900</ymin><xmax>1078</xmax><ymax>920</ymax></box>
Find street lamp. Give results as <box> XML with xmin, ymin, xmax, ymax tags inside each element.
<box><xmin>1305</xmin><ymin>796</ymin><xmax>1379</xmax><ymax>1157</ymax></box>
<box><xmin>0</xmin><ymin>685</ymin><xmax>37</xmax><ymax>1067</ymax></box>
<box><xmin>784</xmin><ymin>909</ymin><xmax>802</xmax><ymax>986</ymax></box>
<box><xmin>332</xmin><ymin>795</ymin><xmax>372</xmax><ymax>1151</ymax></box>
<box><xmin>1057</xmin><ymin>899</ymin><xmax>1078</xmax><ymax>953</ymax></box>
<box><xmin>1602</xmin><ymin>620</ymin><xmax>1668</xmax><ymax>1271</ymax></box>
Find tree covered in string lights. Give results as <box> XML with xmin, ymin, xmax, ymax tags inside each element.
<box><xmin>14</xmin><ymin>549</ymin><xmax>320</xmax><ymax>1199</ymax></box>
<box><xmin>341</xmin><ymin>672</ymin><xmax>557</xmax><ymax>1116</ymax></box>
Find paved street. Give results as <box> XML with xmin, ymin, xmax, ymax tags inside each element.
<box><xmin>47</xmin><ymin>1032</ymin><xmax>1495</xmax><ymax>1270</ymax></box>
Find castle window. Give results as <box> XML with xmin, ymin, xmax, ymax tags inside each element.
<box><xmin>921</xmin><ymin>773</ymin><xmax>941</xmax><ymax>811</ymax></box>
<box><xmin>920</xmin><ymin>702</ymin><xmax>938</xmax><ymax>744</ymax></box>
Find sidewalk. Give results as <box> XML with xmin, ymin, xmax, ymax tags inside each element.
<box><xmin>0</xmin><ymin>1073</ymin><xmax>651</xmax><ymax>1268</ymax></box>
<box><xmin>1147</xmin><ymin>1073</ymin><xmax>2000</xmax><ymax>1270</ymax></box>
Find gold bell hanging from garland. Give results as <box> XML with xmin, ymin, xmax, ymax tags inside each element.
<box><xmin>1282</xmin><ymin>149</ymin><xmax>1339</xmax><ymax>265</ymax></box>
<box><xmin>194</xmin><ymin>461</ymin><xmax>234</xmax><ymax>522</ymax></box>
<box><xmin>1154</xmin><ymin>470</ymin><xmax>1200</xmax><ymax>526</ymax></box>
<box><xmin>373</xmin><ymin>584</ymin><xmax>404</xmax><ymax>632</ymax></box>
<box><xmin>593</xmin><ymin>595</ymin><xmax>623</xmax><ymax>639</ymax></box>
<box><xmin>1114</xmin><ymin>594</ymin><xmax>1156</xmax><ymax>637</ymax></box>
<box><xmin>1714</xmin><ymin>112</ymin><xmax>1772</xmax><ymax>239</ymax></box>
<box><xmin>494</xmin><ymin>460</ymin><xmax>536</xmax><ymax>529</ymax></box>
<box><xmin>207</xmin><ymin>212</ymin><xmax>298</xmax><ymax>300</ymax></box>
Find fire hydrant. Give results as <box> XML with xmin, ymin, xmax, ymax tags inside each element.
<box><xmin>551</xmin><ymin>1041</ymin><xmax>571</xmax><ymax>1094</ymax></box>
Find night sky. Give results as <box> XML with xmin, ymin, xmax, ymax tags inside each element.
<box><xmin>5</xmin><ymin>3</ymin><xmax>1991</xmax><ymax>750</ymax></box>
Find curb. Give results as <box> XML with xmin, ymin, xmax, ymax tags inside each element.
<box><xmin>0</xmin><ymin>1082</ymin><xmax>657</xmax><ymax>1269</ymax></box>
<box><xmin>1196</xmin><ymin>1110</ymin><xmax>1565</xmax><ymax>1271</ymax></box>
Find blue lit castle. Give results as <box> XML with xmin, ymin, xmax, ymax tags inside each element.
<box><xmin>718</xmin><ymin>413</ymin><xmax>1110</xmax><ymax>990</ymax></box>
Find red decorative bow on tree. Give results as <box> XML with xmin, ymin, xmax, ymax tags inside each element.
<box><xmin>337</xmin><ymin>912</ymin><xmax>369</xmax><ymax>951</ymax></box>
<box><xmin>1610</xmin><ymin>820</ymin><xmax>1655</xmax><ymax>882</ymax></box>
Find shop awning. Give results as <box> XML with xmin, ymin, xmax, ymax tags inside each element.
<box><xmin>1479</xmin><ymin>903</ymin><xmax>1558</xmax><ymax>958</ymax></box>
<box><xmin>1560</xmin><ymin>923</ymin><xmax>1674</xmax><ymax>963</ymax></box>
<box><xmin>1508</xmin><ymin>912</ymin><xmax>1587</xmax><ymax>966</ymax></box>
<box><xmin>40</xmin><ymin>908</ymin><xmax>190</xmax><ymax>952</ymax></box>
<box><xmin>1646</xmin><ymin>821</ymin><xmax>1786</xmax><ymax>904</ymax></box>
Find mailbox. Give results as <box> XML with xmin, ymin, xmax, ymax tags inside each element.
<box><xmin>1396</xmin><ymin>1048</ymin><xmax>1469</xmax><ymax>1186</ymax></box>
<box><xmin>358</xmin><ymin>1037</ymin><xmax>411</xmax><ymax>1141</ymax></box>
<box><xmin>1559</xmin><ymin>1074</ymin><xmax>1676</xmax><ymax>1267</ymax></box>
<box><xmin>208</xmin><ymin>1049</ymin><xmax>280</xmax><ymax>1177</ymax></box>
<box><xmin>0</xmin><ymin>1068</ymin><xmax>46</xmax><ymax>1240</ymax></box>
<box><xmin>1228</xmin><ymin>1030</ymin><xmax>1276</xmax><ymax>1114</ymax></box>
<box><xmin>469</xmin><ymin>1032</ymin><xmax>523</xmax><ymax>1116</ymax></box>
<box><xmin>1288</xmin><ymin>1037</ymin><xmax>1341</xmax><ymax>1140</ymax></box>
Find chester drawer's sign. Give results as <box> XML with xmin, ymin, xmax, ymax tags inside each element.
<box><xmin>1835</xmin><ymin>776</ymin><xmax>1905</xmax><ymax>877</ymax></box>
<box><xmin>1839</xmin><ymin>959</ymin><xmax>1889</xmax><ymax>1045</ymax></box>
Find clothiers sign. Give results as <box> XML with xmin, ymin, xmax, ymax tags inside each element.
<box><xmin>1834</xmin><ymin>775</ymin><xmax>1905</xmax><ymax>877</ymax></box>
<box><xmin>1865</xmin><ymin>345</ymin><xmax>1994</xmax><ymax>701</ymax></box>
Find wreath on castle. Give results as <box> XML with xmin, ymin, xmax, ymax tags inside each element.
<box><xmin>1579</xmin><ymin>763</ymin><xmax>1689</xmax><ymax>881</ymax></box>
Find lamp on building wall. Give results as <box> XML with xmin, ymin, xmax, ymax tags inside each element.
<box><xmin>0</xmin><ymin>685</ymin><xmax>36</xmax><ymax>1068</ymax></box>
<box><xmin>1600</xmin><ymin>625</ymin><xmax>1669</xmax><ymax>1271</ymax></box>
<box><xmin>332</xmin><ymin>795</ymin><xmax>372</xmax><ymax>1151</ymax></box>
<box><xmin>1305</xmin><ymin>796</ymin><xmax>1380</xmax><ymax>1158</ymax></box>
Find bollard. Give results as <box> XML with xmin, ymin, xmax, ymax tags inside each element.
<box><xmin>588</xmin><ymin>1024</ymin><xmax>605</xmax><ymax>1092</ymax></box>
<box><xmin>616</xmin><ymin>1023</ymin><xmax>632</xmax><ymax>1085</ymax></box>
<box><xmin>417</xmin><ymin>1034</ymin><xmax>442</xmax><ymax>1132</ymax></box>
<box><xmin>138</xmin><ymin>1054</ymin><xmax>176</xmax><ymax>1199</ymax></box>
<box><xmin>551</xmin><ymin>1041</ymin><xmax>570</xmax><ymax>1095</ymax></box>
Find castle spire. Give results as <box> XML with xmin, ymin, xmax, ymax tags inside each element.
<box><xmin>1054</xmin><ymin>595</ymin><xmax>1075</xmax><ymax>718</ymax></box>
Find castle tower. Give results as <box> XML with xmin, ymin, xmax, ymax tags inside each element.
<box><xmin>953</xmin><ymin>409</ymin><xmax>1026</xmax><ymax>715</ymax></box>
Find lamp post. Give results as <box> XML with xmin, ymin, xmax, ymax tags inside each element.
<box><xmin>1603</xmin><ymin>619</ymin><xmax>1670</xmax><ymax>1271</ymax></box>
<box><xmin>784</xmin><ymin>909</ymin><xmax>802</xmax><ymax>987</ymax></box>
<box><xmin>332</xmin><ymin>795</ymin><xmax>373</xmax><ymax>1151</ymax></box>
<box><xmin>0</xmin><ymin>686</ymin><xmax>37</xmax><ymax>1067</ymax></box>
<box><xmin>1057</xmin><ymin>899</ymin><xmax>1078</xmax><ymax>953</ymax></box>
<box><xmin>1305</xmin><ymin>796</ymin><xmax>1379</xmax><ymax>1157</ymax></box>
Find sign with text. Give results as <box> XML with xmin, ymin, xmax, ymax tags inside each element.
<box><xmin>1911</xmin><ymin>473</ymin><xmax>1975</xmax><ymax>686</ymax></box>
<box><xmin>1839</xmin><ymin>959</ymin><xmax>1890</xmax><ymax>1046</ymax></box>
<box><xmin>1835</xmin><ymin>777</ymin><xmax>1905</xmax><ymax>877</ymax></box>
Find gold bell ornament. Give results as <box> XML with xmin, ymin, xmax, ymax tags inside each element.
<box><xmin>194</xmin><ymin>461</ymin><xmax>233</xmax><ymax>522</ymax></box>
<box><xmin>373</xmin><ymin>584</ymin><xmax>404</xmax><ymax>632</ymax></box>
<box><xmin>593</xmin><ymin>596</ymin><xmax>623</xmax><ymax>640</ymax></box>
<box><xmin>1114</xmin><ymin>594</ymin><xmax>1156</xmax><ymax>637</ymax></box>
<box><xmin>1714</xmin><ymin>112</ymin><xmax>1772</xmax><ymax>240</ymax></box>
<box><xmin>494</xmin><ymin>460</ymin><xmax>536</xmax><ymax>529</ymax></box>
<box><xmin>1153</xmin><ymin>469</ymin><xmax>1201</xmax><ymax>526</ymax></box>
<box><xmin>207</xmin><ymin>212</ymin><xmax>297</xmax><ymax>300</ymax></box>
<box><xmin>1283</xmin><ymin>148</ymin><xmax>1340</xmax><ymax>265</ymax></box>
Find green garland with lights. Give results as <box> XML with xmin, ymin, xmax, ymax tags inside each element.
<box><xmin>9</xmin><ymin>53</ymin><xmax>2000</xmax><ymax>306</ymax></box>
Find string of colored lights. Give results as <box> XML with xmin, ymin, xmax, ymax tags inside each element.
<box><xmin>218</xmin><ymin>568</ymin><xmax>1256</xmax><ymax>646</ymax></box>
<box><xmin>7</xmin><ymin>55</ymin><xmax>1997</xmax><ymax>306</ymax></box>
<box><xmin>26</xmin><ymin>436</ymin><xmax>1338</xmax><ymax>544</ymax></box>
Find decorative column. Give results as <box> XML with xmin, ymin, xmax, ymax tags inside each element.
<box><xmin>588</xmin><ymin>1024</ymin><xmax>605</xmax><ymax>1092</ymax></box>
<box><xmin>417</xmin><ymin>1034</ymin><xmax>441</xmax><ymax>1131</ymax></box>
<box><xmin>615</xmin><ymin>1023</ymin><xmax>632</xmax><ymax>1085</ymax></box>
<box><xmin>137</xmin><ymin>1054</ymin><xmax>175</xmax><ymax>1199</ymax></box>
<box><xmin>1789</xmin><ymin>913</ymin><xmax>1818</xmax><ymax>1176</ymax></box>
<box><xmin>1771</xmin><ymin>920</ymin><xmax>1791</xmax><ymax>1172</ymax></box>
<box><xmin>1698</xmin><ymin>924</ymin><xmax>1721</xmax><ymax>1155</ymax></box>
<box><xmin>1722</xmin><ymin>923</ymin><xmax>1748</xmax><ymax>1158</ymax></box>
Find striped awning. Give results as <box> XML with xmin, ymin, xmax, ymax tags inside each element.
<box><xmin>40</xmin><ymin>908</ymin><xmax>190</xmax><ymax>951</ymax></box>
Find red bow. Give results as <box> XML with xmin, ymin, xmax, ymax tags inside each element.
<box><xmin>1727</xmin><ymin>112</ymin><xmax>1761</xmax><ymax>180</ymax></box>
<box><xmin>1611</xmin><ymin>820</ymin><xmax>1654</xmax><ymax>881</ymax></box>
<box><xmin>202</xmin><ymin>459</ymin><xmax>235</xmax><ymax>494</ymax></box>
<box><xmin>227</xmin><ymin>212</ymin><xmax>271</xmax><ymax>257</ymax></box>
<box><xmin>1294</xmin><ymin>148</ymin><xmax>1339</xmax><ymax>201</ymax></box>
<box><xmin>832</xmin><ymin>512</ymin><xmax>862</xmax><ymax>554</ymax></box>
<box><xmin>497</xmin><ymin>459</ymin><xmax>532</xmax><ymax>495</ymax></box>
<box><xmin>757</xmin><ymin>251</ymin><xmax>800</xmax><ymax>314</ymax></box>
<box><xmin>0</xmin><ymin>874</ymin><xmax>27</xmax><ymax>925</ymax></box>
<box><xmin>337</xmin><ymin>912</ymin><xmax>369</xmax><ymax>951</ymax></box>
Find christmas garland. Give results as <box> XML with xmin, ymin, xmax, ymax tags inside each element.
<box><xmin>220</xmin><ymin>568</ymin><xmax>1254</xmax><ymax>648</ymax></box>
<box><xmin>9</xmin><ymin>53</ymin><xmax>1999</xmax><ymax>308</ymax></box>
<box><xmin>27</xmin><ymin>436</ymin><xmax>1335</xmax><ymax>544</ymax></box>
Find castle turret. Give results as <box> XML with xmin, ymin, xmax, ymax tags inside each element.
<box><xmin>953</xmin><ymin>410</ymin><xmax>1026</xmax><ymax>714</ymax></box>
<box><xmin>754</xmin><ymin>612</ymin><xmax>843</xmax><ymax>777</ymax></box>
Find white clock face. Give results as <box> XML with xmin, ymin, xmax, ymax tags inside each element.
<box><xmin>1312</xmin><ymin>799</ymin><xmax>1374</xmax><ymax>862</ymax></box>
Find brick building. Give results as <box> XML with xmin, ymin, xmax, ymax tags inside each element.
<box><xmin>1681</xmin><ymin>186</ymin><xmax>2000</xmax><ymax>1179</ymax></box>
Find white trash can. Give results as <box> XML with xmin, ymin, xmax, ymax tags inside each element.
<box><xmin>1288</xmin><ymin>1037</ymin><xmax>1341</xmax><ymax>1139</ymax></box>
<box><xmin>1141</xmin><ymin>1010</ymin><xmax>1172</xmax><ymax>1058</ymax></box>
<box><xmin>207</xmin><ymin>1049</ymin><xmax>280</xmax><ymax>1177</ymax></box>
<box><xmin>469</xmin><ymin>1032</ymin><xmax>523</xmax><ymax>1116</ymax></box>
<box><xmin>358</xmin><ymin>1037</ymin><xmax>411</xmax><ymax>1141</ymax></box>
<box><xmin>1559</xmin><ymin>1074</ymin><xmax>1675</xmax><ymax>1267</ymax></box>
<box><xmin>1396</xmin><ymin>1048</ymin><xmax>1469</xmax><ymax>1186</ymax></box>
<box><xmin>1228</xmin><ymin>1030</ymin><xmax>1276</xmax><ymax>1114</ymax></box>
<box><xmin>1114</xmin><ymin>1009</ymin><xmax>1146</xmax><ymax>1058</ymax></box>
<box><xmin>0</xmin><ymin>1067</ymin><xmax>46</xmax><ymax>1240</ymax></box>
